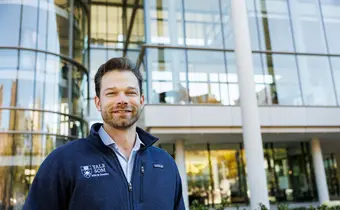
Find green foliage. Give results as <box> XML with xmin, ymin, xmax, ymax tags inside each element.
<box><xmin>190</xmin><ymin>200</ymin><xmax>208</xmax><ymax>210</ymax></box>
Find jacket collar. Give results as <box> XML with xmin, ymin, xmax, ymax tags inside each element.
<box><xmin>89</xmin><ymin>123</ymin><xmax>159</xmax><ymax>150</ymax></box>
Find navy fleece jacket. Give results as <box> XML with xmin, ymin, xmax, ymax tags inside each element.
<box><xmin>23</xmin><ymin>123</ymin><xmax>185</xmax><ymax>210</ymax></box>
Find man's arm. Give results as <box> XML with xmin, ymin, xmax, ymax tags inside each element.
<box><xmin>23</xmin><ymin>149</ymin><xmax>71</xmax><ymax>210</ymax></box>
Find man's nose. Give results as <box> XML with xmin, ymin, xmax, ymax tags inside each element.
<box><xmin>116</xmin><ymin>93</ymin><xmax>128</xmax><ymax>104</ymax></box>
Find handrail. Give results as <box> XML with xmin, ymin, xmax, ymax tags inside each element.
<box><xmin>136</xmin><ymin>44</ymin><xmax>340</xmax><ymax>69</ymax></box>
<box><xmin>0</xmin><ymin>46</ymin><xmax>88</xmax><ymax>75</ymax></box>
<box><xmin>0</xmin><ymin>107</ymin><xmax>87</xmax><ymax>123</ymax></box>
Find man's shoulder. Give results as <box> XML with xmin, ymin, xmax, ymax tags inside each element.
<box><xmin>43</xmin><ymin>138</ymin><xmax>89</xmax><ymax>162</ymax></box>
<box><xmin>147</xmin><ymin>146</ymin><xmax>177</xmax><ymax>164</ymax></box>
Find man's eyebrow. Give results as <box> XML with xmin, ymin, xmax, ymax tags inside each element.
<box><xmin>103</xmin><ymin>87</ymin><xmax>116</xmax><ymax>91</ymax></box>
<box><xmin>126</xmin><ymin>86</ymin><xmax>138</xmax><ymax>90</ymax></box>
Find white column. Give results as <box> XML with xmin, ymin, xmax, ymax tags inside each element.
<box><xmin>175</xmin><ymin>139</ymin><xmax>189</xmax><ymax>210</ymax></box>
<box><xmin>230</xmin><ymin>0</ymin><xmax>270</xmax><ymax>209</ymax></box>
<box><xmin>311</xmin><ymin>138</ymin><xmax>330</xmax><ymax>204</ymax></box>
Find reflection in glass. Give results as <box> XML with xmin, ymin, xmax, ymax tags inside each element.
<box><xmin>0</xmin><ymin>134</ymin><xmax>68</xmax><ymax>209</ymax></box>
<box><xmin>298</xmin><ymin>56</ymin><xmax>336</xmax><ymax>106</ymax></box>
<box><xmin>0</xmin><ymin>50</ymin><xmax>18</xmax><ymax>108</ymax></box>
<box><xmin>187</xmin><ymin>51</ymin><xmax>226</xmax><ymax>104</ymax></box>
<box><xmin>221</xmin><ymin>0</ymin><xmax>234</xmax><ymax>49</ymax></box>
<box><xmin>35</xmin><ymin>53</ymin><xmax>47</xmax><ymax>109</ymax></box>
<box><xmin>184</xmin><ymin>143</ymin><xmax>248</xmax><ymax>207</ymax></box>
<box><xmin>331</xmin><ymin>57</ymin><xmax>340</xmax><ymax>104</ymax></box>
<box><xmin>147</xmin><ymin>48</ymin><xmax>188</xmax><ymax>104</ymax></box>
<box><xmin>74</xmin><ymin>0</ymin><xmax>89</xmax><ymax>64</ymax></box>
<box><xmin>254</xmin><ymin>0</ymin><xmax>295</xmax><ymax>52</ymax></box>
<box><xmin>320</xmin><ymin>1</ymin><xmax>340</xmax><ymax>54</ymax></box>
<box><xmin>246</xmin><ymin>0</ymin><xmax>262</xmax><ymax>50</ymax></box>
<box><xmin>17</xmin><ymin>51</ymin><xmax>36</xmax><ymax>108</ymax></box>
<box><xmin>148</xmin><ymin>0</ymin><xmax>184</xmax><ymax>45</ymax></box>
<box><xmin>0</xmin><ymin>3</ymin><xmax>20</xmax><ymax>46</ymax></box>
<box><xmin>289</xmin><ymin>0</ymin><xmax>327</xmax><ymax>53</ymax></box>
<box><xmin>185</xmin><ymin>144</ymin><xmax>211</xmax><ymax>206</ymax></box>
<box><xmin>323</xmin><ymin>154</ymin><xmax>340</xmax><ymax>197</ymax></box>
<box><xmin>263</xmin><ymin>142</ymin><xmax>316</xmax><ymax>202</ymax></box>
<box><xmin>37</xmin><ymin>1</ymin><xmax>48</xmax><ymax>51</ymax></box>
<box><xmin>269</xmin><ymin>55</ymin><xmax>303</xmax><ymax>105</ymax></box>
<box><xmin>20</xmin><ymin>2</ymin><xmax>39</xmax><ymax>49</ymax></box>
<box><xmin>72</xmin><ymin>67</ymin><xmax>87</xmax><ymax>117</ymax></box>
<box><xmin>184</xmin><ymin>0</ymin><xmax>223</xmax><ymax>48</ymax></box>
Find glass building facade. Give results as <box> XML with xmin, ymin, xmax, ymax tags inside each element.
<box><xmin>139</xmin><ymin>0</ymin><xmax>340</xmax><ymax>107</ymax></box>
<box><xmin>0</xmin><ymin>0</ymin><xmax>89</xmax><ymax>209</ymax></box>
<box><xmin>1</xmin><ymin>0</ymin><xmax>340</xmax><ymax>209</ymax></box>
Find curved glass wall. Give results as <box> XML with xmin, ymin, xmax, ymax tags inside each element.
<box><xmin>0</xmin><ymin>0</ymin><xmax>89</xmax><ymax>208</ymax></box>
<box><xmin>143</xmin><ymin>0</ymin><xmax>340</xmax><ymax>106</ymax></box>
<box><xmin>0</xmin><ymin>0</ymin><xmax>89</xmax><ymax>64</ymax></box>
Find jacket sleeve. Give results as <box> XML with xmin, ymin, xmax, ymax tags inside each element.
<box><xmin>23</xmin><ymin>148</ymin><xmax>72</xmax><ymax>210</ymax></box>
<box><xmin>174</xmin><ymin>164</ymin><xmax>186</xmax><ymax>210</ymax></box>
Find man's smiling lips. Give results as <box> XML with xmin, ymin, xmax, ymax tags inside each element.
<box><xmin>112</xmin><ymin>110</ymin><xmax>132</xmax><ymax>114</ymax></box>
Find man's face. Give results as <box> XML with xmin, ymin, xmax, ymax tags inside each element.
<box><xmin>94</xmin><ymin>70</ymin><xmax>144</xmax><ymax>130</ymax></box>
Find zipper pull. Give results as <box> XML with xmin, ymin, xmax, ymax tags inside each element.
<box><xmin>128</xmin><ymin>183</ymin><xmax>132</xmax><ymax>192</ymax></box>
<box><xmin>141</xmin><ymin>165</ymin><xmax>144</xmax><ymax>174</ymax></box>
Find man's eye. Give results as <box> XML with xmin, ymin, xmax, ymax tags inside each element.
<box><xmin>127</xmin><ymin>92</ymin><xmax>137</xmax><ymax>95</ymax></box>
<box><xmin>106</xmin><ymin>92</ymin><xmax>116</xmax><ymax>96</ymax></box>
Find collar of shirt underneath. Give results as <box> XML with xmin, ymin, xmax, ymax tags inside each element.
<box><xmin>98</xmin><ymin>126</ymin><xmax>144</xmax><ymax>160</ymax></box>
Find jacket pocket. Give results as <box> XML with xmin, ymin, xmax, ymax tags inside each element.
<box><xmin>140</xmin><ymin>162</ymin><xmax>145</xmax><ymax>203</ymax></box>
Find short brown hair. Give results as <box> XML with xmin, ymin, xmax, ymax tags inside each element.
<box><xmin>94</xmin><ymin>57</ymin><xmax>143</xmax><ymax>97</ymax></box>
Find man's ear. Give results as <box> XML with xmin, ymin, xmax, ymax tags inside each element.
<box><xmin>94</xmin><ymin>96</ymin><xmax>101</xmax><ymax>111</ymax></box>
<box><xmin>140</xmin><ymin>94</ymin><xmax>145</xmax><ymax>107</ymax></box>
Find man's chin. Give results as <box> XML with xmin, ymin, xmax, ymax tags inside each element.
<box><xmin>107</xmin><ymin>120</ymin><xmax>137</xmax><ymax>130</ymax></box>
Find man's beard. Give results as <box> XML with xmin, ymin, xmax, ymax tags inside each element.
<box><xmin>101</xmin><ymin>105</ymin><xmax>141</xmax><ymax>130</ymax></box>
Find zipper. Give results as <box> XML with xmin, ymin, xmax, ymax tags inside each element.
<box><xmin>129</xmin><ymin>151</ymin><xmax>141</xmax><ymax>210</ymax></box>
<box><xmin>108</xmin><ymin>148</ymin><xmax>138</xmax><ymax>210</ymax></box>
<box><xmin>140</xmin><ymin>162</ymin><xmax>145</xmax><ymax>203</ymax></box>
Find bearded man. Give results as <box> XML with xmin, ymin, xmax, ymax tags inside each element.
<box><xmin>23</xmin><ymin>57</ymin><xmax>185</xmax><ymax>210</ymax></box>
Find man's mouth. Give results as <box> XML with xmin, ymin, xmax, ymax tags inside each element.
<box><xmin>113</xmin><ymin>110</ymin><xmax>132</xmax><ymax>113</ymax></box>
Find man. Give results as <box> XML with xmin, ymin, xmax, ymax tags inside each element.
<box><xmin>23</xmin><ymin>57</ymin><xmax>186</xmax><ymax>210</ymax></box>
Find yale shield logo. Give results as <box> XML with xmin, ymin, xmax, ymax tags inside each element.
<box><xmin>80</xmin><ymin>163</ymin><xmax>109</xmax><ymax>178</ymax></box>
<box><xmin>80</xmin><ymin>165</ymin><xmax>93</xmax><ymax>178</ymax></box>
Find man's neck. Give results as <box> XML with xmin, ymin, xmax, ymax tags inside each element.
<box><xmin>103</xmin><ymin>123</ymin><xmax>136</xmax><ymax>152</ymax></box>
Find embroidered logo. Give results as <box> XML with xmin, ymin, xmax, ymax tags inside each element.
<box><xmin>80</xmin><ymin>163</ymin><xmax>109</xmax><ymax>178</ymax></box>
<box><xmin>80</xmin><ymin>165</ymin><xmax>92</xmax><ymax>178</ymax></box>
<box><xmin>153</xmin><ymin>163</ymin><xmax>164</xmax><ymax>169</ymax></box>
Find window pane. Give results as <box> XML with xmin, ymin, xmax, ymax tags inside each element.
<box><xmin>21</xmin><ymin>2</ymin><xmax>39</xmax><ymax>48</ymax></box>
<box><xmin>185</xmin><ymin>144</ymin><xmax>211</xmax><ymax>206</ymax></box>
<box><xmin>47</xmin><ymin>2</ymin><xmax>70</xmax><ymax>56</ymax></box>
<box><xmin>44</xmin><ymin>55</ymin><xmax>64</xmax><ymax>112</ymax></box>
<box><xmin>187</xmin><ymin>51</ymin><xmax>225</xmax><ymax>104</ymax></box>
<box><xmin>184</xmin><ymin>0</ymin><xmax>223</xmax><ymax>48</ymax></box>
<box><xmin>147</xmin><ymin>48</ymin><xmax>188</xmax><ymax>104</ymax></box>
<box><xmin>289</xmin><ymin>0</ymin><xmax>327</xmax><ymax>53</ymax></box>
<box><xmin>72</xmin><ymin>67</ymin><xmax>87</xmax><ymax>117</ymax></box>
<box><xmin>17</xmin><ymin>51</ymin><xmax>36</xmax><ymax>108</ymax></box>
<box><xmin>221</xmin><ymin>0</ymin><xmax>234</xmax><ymax>49</ymax></box>
<box><xmin>320</xmin><ymin>0</ymin><xmax>340</xmax><ymax>54</ymax></box>
<box><xmin>330</xmin><ymin>57</ymin><xmax>340</xmax><ymax>105</ymax></box>
<box><xmin>0</xmin><ymin>50</ymin><xmax>18</xmax><ymax>107</ymax></box>
<box><xmin>148</xmin><ymin>0</ymin><xmax>184</xmax><ymax>45</ymax></box>
<box><xmin>37</xmin><ymin>1</ymin><xmax>48</xmax><ymax>50</ymax></box>
<box><xmin>271</xmin><ymin>55</ymin><xmax>303</xmax><ymax>105</ymax></box>
<box><xmin>35</xmin><ymin>53</ymin><xmax>46</xmax><ymax>109</ymax></box>
<box><xmin>255</xmin><ymin>0</ymin><xmax>295</xmax><ymax>51</ymax></box>
<box><xmin>0</xmin><ymin>4</ymin><xmax>20</xmax><ymax>46</ymax></box>
<box><xmin>298</xmin><ymin>56</ymin><xmax>336</xmax><ymax>105</ymax></box>
<box><xmin>90</xmin><ymin>49</ymin><xmax>108</xmax><ymax>98</ymax></box>
<box><xmin>247</xmin><ymin>0</ymin><xmax>262</xmax><ymax>50</ymax></box>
